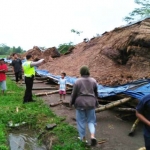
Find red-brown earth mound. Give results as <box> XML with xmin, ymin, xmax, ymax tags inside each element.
<box><xmin>24</xmin><ymin>18</ymin><xmax>150</xmax><ymax>86</ymax></box>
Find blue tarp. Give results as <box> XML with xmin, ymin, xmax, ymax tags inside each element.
<box><xmin>36</xmin><ymin>69</ymin><xmax>150</xmax><ymax>101</ymax></box>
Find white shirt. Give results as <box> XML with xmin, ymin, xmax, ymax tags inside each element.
<box><xmin>58</xmin><ymin>78</ymin><xmax>66</xmax><ymax>91</ymax></box>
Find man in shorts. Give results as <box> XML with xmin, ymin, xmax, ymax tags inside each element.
<box><xmin>0</xmin><ymin>59</ymin><xmax>8</xmax><ymax>94</ymax></box>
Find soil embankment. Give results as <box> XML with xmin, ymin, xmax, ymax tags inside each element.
<box><xmin>23</xmin><ymin>18</ymin><xmax>150</xmax><ymax>87</ymax></box>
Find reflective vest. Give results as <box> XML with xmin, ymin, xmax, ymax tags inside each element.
<box><xmin>22</xmin><ymin>61</ymin><xmax>35</xmax><ymax>77</ymax></box>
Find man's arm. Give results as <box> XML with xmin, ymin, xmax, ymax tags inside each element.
<box><xmin>11</xmin><ymin>61</ymin><xmax>15</xmax><ymax>73</ymax></box>
<box><xmin>136</xmin><ymin>110</ymin><xmax>150</xmax><ymax>126</ymax></box>
<box><xmin>30</xmin><ymin>59</ymin><xmax>44</xmax><ymax>67</ymax></box>
<box><xmin>70</xmin><ymin>83</ymin><xmax>78</xmax><ymax>106</ymax></box>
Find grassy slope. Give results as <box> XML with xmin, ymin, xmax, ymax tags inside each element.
<box><xmin>0</xmin><ymin>78</ymin><xmax>88</xmax><ymax>150</ymax></box>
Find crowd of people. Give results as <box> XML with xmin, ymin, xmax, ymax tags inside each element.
<box><xmin>0</xmin><ymin>53</ymin><xmax>150</xmax><ymax>148</ymax></box>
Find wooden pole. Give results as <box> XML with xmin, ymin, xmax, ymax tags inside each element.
<box><xmin>32</xmin><ymin>87</ymin><xmax>57</xmax><ymax>90</ymax></box>
<box><xmin>95</xmin><ymin>97</ymin><xmax>131</xmax><ymax>113</ymax></box>
<box><xmin>114</xmin><ymin>107</ymin><xmax>136</xmax><ymax>112</ymax></box>
<box><xmin>50</xmin><ymin>101</ymin><xmax>63</xmax><ymax>107</ymax></box>
<box><xmin>35</xmin><ymin>88</ymin><xmax>72</xmax><ymax>96</ymax></box>
<box><xmin>128</xmin><ymin>118</ymin><xmax>140</xmax><ymax>136</ymax></box>
<box><xmin>35</xmin><ymin>90</ymin><xmax>60</xmax><ymax>96</ymax></box>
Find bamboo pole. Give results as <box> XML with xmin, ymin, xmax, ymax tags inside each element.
<box><xmin>95</xmin><ymin>97</ymin><xmax>132</xmax><ymax>113</ymax></box>
<box><xmin>35</xmin><ymin>90</ymin><xmax>60</xmax><ymax>96</ymax></box>
<box><xmin>114</xmin><ymin>107</ymin><xmax>136</xmax><ymax>112</ymax></box>
<box><xmin>32</xmin><ymin>87</ymin><xmax>57</xmax><ymax>90</ymax></box>
<box><xmin>6</xmin><ymin>73</ymin><xmax>14</xmax><ymax>75</ymax></box>
<box><xmin>50</xmin><ymin>101</ymin><xmax>63</xmax><ymax>107</ymax></box>
<box><xmin>35</xmin><ymin>88</ymin><xmax>72</xmax><ymax>96</ymax></box>
<box><xmin>128</xmin><ymin>118</ymin><xmax>140</xmax><ymax>136</ymax></box>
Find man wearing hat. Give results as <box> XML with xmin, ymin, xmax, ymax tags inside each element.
<box><xmin>0</xmin><ymin>59</ymin><xmax>8</xmax><ymax>94</ymax></box>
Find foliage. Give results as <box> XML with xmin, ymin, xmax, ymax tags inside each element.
<box><xmin>0</xmin><ymin>78</ymin><xmax>87</xmax><ymax>149</ymax></box>
<box><xmin>124</xmin><ymin>0</ymin><xmax>150</xmax><ymax>22</ymax></box>
<box><xmin>0</xmin><ymin>44</ymin><xmax>24</xmax><ymax>55</ymax></box>
<box><xmin>57</xmin><ymin>42</ymin><xmax>74</xmax><ymax>54</ymax></box>
<box><xmin>71</xmin><ymin>29</ymin><xmax>83</xmax><ymax>36</ymax></box>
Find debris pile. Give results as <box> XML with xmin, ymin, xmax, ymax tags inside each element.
<box><xmin>24</xmin><ymin>18</ymin><xmax>150</xmax><ymax>86</ymax></box>
<box><xmin>22</xmin><ymin>46</ymin><xmax>60</xmax><ymax>62</ymax></box>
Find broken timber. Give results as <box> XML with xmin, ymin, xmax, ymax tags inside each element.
<box><xmin>114</xmin><ymin>107</ymin><xmax>136</xmax><ymax>112</ymax></box>
<box><xmin>32</xmin><ymin>87</ymin><xmax>57</xmax><ymax>90</ymax></box>
<box><xmin>128</xmin><ymin>118</ymin><xmax>140</xmax><ymax>136</ymax></box>
<box><xmin>50</xmin><ymin>101</ymin><xmax>63</xmax><ymax>107</ymax></box>
<box><xmin>95</xmin><ymin>97</ymin><xmax>132</xmax><ymax>113</ymax></box>
<box><xmin>35</xmin><ymin>88</ymin><xmax>72</xmax><ymax>96</ymax></box>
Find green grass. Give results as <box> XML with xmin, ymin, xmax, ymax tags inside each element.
<box><xmin>0</xmin><ymin>78</ymin><xmax>88</xmax><ymax>150</ymax></box>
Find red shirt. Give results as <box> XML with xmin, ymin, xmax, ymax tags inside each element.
<box><xmin>0</xmin><ymin>64</ymin><xmax>8</xmax><ymax>81</ymax></box>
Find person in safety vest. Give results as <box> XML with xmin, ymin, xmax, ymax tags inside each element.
<box><xmin>22</xmin><ymin>54</ymin><xmax>44</xmax><ymax>103</ymax></box>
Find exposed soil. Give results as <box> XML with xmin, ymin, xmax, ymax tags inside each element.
<box><xmin>22</xmin><ymin>18</ymin><xmax>150</xmax><ymax>87</ymax></box>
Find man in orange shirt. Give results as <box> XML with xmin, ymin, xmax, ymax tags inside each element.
<box><xmin>0</xmin><ymin>59</ymin><xmax>8</xmax><ymax>94</ymax></box>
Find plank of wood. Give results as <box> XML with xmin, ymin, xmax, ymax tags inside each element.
<box><xmin>32</xmin><ymin>87</ymin><xmax>58</xmax><ymax>90</ymax></box>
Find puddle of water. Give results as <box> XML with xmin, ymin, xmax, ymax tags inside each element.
<box><xmin>8</xmin><ymin>128</ymin><xmax>47</xmax><ymax>150</ymax></box>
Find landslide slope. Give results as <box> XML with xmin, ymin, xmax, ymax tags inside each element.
<box><xmin>38</xmin><ymin>18</ymin><xmax>150</xmax><ymax>86</ymax></box>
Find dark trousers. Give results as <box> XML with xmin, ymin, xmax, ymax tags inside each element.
<box><xmin>23</xmin><ymin>76</ymin><xmax>34</xmax><ymax>103</ymax></box>
<box><xmin>144</xmin><ymin>135</ymin><xmax>150</xmax><ymax>150</ymax></box>
<box><xmin>15</xmin><ymin>71</ymin><xmax>22</xmax><ymax>82</ymax></box>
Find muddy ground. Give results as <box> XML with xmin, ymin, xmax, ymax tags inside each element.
<box><xmin>30</xmin><ymin>81</ymin><xmax>144</xmax><ymax>150</ymax></box>
<box><xmin>8</xmin><ymin>73</ymin><xmax>145</xmax><ymax>150</ymax></box>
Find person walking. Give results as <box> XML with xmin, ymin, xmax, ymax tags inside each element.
<box><xmin>136</xmin><ymin>94</ymin><xmax>150</xmax><ymax>150</ymax></box>
<box><xmin>22</xmin><ymin>54</ymin><xmax>44</xmax><ymax>103</ymax></box>
<box><xmin>70</xmin><ymin>66</ymin><xmax>98</xmax><ymax>146</ymax></box>
<box><xmin>58</xmin><ymin>72</ymin><xmax>67</xmax><ymax>101</ymax></box>
<box><xmin>12</xmin><ymin>53</ymin><xmax>23</xmax><ymax>85</ymax></box>
<box><xmin>0</xmin><ymin>59</ymin><xmax>8</xmax><ymax>94</ymax></box>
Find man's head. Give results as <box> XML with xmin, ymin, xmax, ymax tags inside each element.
<box><xmin>0</xmin><ymin>59</ymin><xmax>4</xmax><ymax>64</ymax></box>
<box><xmin>13</xmin><ymin>53</ymin><xmax>18</xmax><ymax>59</ymax></box>
<box><xmin>26</xmin><ymin>54</ymin><xmax>33</xmax><ymax>60</ymax></box>
<box><xmin>80</xmin><ymin>65</ymin><xmax>90</xmax><ymax>76</ymax></box>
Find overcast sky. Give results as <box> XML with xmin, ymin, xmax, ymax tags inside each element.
<box><xmin>0</xmin><ymin>0</ymin><xmax>138</xmax><ymax>50</ymax></box>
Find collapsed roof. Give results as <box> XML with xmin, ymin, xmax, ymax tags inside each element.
<box><xmin>24</xmin><ymin>17</ymin><xmax>150</xmax><ymax>86</ymax></box>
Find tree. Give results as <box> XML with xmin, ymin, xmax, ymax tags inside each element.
<box><xmin>124</xmin><ymin>0</ymin><xmax>150</xmax><ymax>22</ymax></box>
<box><xmin>0</xmin><ymin>44</ymin><xmax>23</xmax><ymax>55</ymax></box>
<box><xmin>58</xmin><ymin>42</ymin><xmax>74</xmax><ymax>54</ymax></box>
<box><xmin>71</xmin><ymin>29</ymin><xmax>83</xmax><ymax>36</ymax></box>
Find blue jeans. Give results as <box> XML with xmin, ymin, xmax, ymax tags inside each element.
<box><xmin>76</xmin><ymin>109</ymin><xmax>96</xmax><ymax>140</ymax></box>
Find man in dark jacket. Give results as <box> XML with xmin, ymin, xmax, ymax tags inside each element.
<box><xmin>70</xmin><ymin>66</ymin><xmax>98</xmax><ymax>146</ymax></box>
<box><xmin>12</xmin><ymin>53</ymin><xmax>23</xmax><ymax>85</ymax></box>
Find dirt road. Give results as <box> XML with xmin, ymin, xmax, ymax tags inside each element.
<box><xmin>30</xmin><ymin>81</ymin><xmax>144</xmax><ymax>150</ymax></box>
